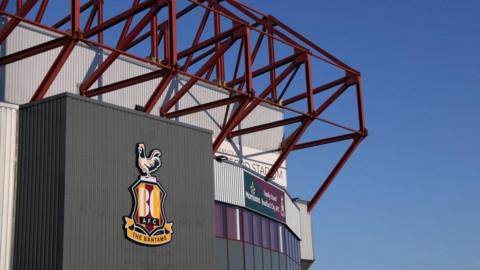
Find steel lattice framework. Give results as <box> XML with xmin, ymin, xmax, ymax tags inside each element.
<box><xmin>0</xmin><ymin>0</ymin><xmax>367</xmax><ymax>212</ymax></box>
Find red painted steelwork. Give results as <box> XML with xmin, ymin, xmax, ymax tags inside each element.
<box><xmin>0</xmin><ymin>0</ymin><xmax>367</xmax><ymax>211</ymax></box>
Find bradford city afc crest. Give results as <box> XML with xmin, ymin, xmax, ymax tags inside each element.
<box><xmin>123</xmin><ymin>143</ymin><xmax>173</xmax><ymax>246</ymax></box>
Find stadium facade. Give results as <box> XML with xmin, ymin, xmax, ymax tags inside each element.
<box><xmin>0</xmin><ymin>1</ymin><xmax>366</xmax><ymax>269</ymax></box>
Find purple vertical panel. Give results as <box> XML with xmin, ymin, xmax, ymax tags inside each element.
<box><xmin>270</xmin><ymin>221</ymin><xmax>279</xmax><ymax>251</ymax></box>
<box><xmin>262</xmin><ymin>218</ymin><xmax>270</xmax><ymax>249</ymax></box>
<box><xmin>253</xmin><ymin>214</ymin><xmax>262</xmax><ymax>246</ymax></box>
<box><xmin>215</xmin><ymin>203</ymin><xmax>226</xmax><ymax>238</ymax></box>
<box><xmin>226</xmin><ymin>206</ymin><xmax>238</xmax><ymax>240</ymax></box>
<box><xmin>242</xmin><ymin>210</ymin><xmax>252</xmax><ymax>243</ymax></box>
<box><xmin>285</xmin><ymin>230</ymin><xmax>289</xmax><ymax>257</ymax></box>
<box><xmin>279</xmin><ymin>225</ymin><xmax>284</xmax><ymax>253</ymax></box>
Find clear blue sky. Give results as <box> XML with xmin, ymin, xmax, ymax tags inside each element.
<box><xmin>239</xmin><ymin>0</ymin><xmax>480</xmax><ymax>269</ymax></box>
<box><xmin>12</xmin><ymin>0</ymin><xmax>479</xmax><ymax>269</ymax></box>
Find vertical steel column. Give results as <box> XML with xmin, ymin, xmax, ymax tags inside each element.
<box><xmin>305</xmin><ymin>54</ymin><xmax>314</xmax><ymax>113</ymax></box>
<box><xmin>213</xmin><ymin>4</ymin><xmax>225</xmax><ymax>82</ymax></box>
<box><xmin>71</xmin><ymin>0</ymin><xmax>80</xmax><ymax>33</ymax></box>
<box><xmin>243</xmin><ymin>27</ymin><xmax>253</xmax><ymax>94</ymax></box>
<box><xmin>151</xmin><ymin>15</ymin><xmax>159</xmax><ymax>61</ymax></box>
<box><xmin>97</xmin><ymin>0</ymin><xmax>103</xmax><ymax>43</ymax></box>
<box><xmin>167</xmin><ymin>0</ymin><xmax>177</xmax><ymax>66</ymax></box>
<box><xmin>267</xmin><ymin>26</ymin><xmax>277</xmax><ymax>99</ymax></box>
<box><xmin>355</xmin><ymin>76</ymin><xmax>366</xmax><ymax>131</ymax></box>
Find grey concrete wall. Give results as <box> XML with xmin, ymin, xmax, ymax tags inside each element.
<box><xmin>13</xmin><ymin>93</ymin><xmax>215</xmax><ymax>270</ymax></box>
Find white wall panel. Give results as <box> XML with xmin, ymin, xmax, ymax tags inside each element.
<box><xmin>0</xmin><ymin>102</ymin><xmax>18</xmax><ymax>270</ymax></box>
<box><xmin>285</xmin><ymin>195</ymin><xmax>301</xmax><ymax>239</ymax></box>
<box><xmin>213</xmin><ymin>160</ymin><xmax>245</xmax><ymax>207</ymax></box>
<box><xmin>295</xmin><ymin>200</ymin><xmax>314</xmax><ymax>261</ymax></box>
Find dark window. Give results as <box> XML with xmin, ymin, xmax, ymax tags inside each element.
<box><xmin>215</xmin><ymin>203</ymin><xmax>226</xmax><ymax>237</ymax></box>
<box><xmin>242</xmin><ymin>210</ymin><xmax>252</xmax><ymax>243</ymax></box>
<box><xmin>262</xmin><ymin>218</ymin><xmax>270</xmax><ymax>249</ymax></box>
<box><xmin>253</xmin><ymin>214</ymin><xmax>262</xmax><ymax>246</ymax></box>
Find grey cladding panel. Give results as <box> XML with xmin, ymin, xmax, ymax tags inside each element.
<box><xmin>13</xmin><ymin>98</ymin><xmax>66</xmax><ymax>270</ymax></box>
<box><xmin>14</xmin><ymin>94</ymin><xmax>215</xmax><ymax>270</ymax></box>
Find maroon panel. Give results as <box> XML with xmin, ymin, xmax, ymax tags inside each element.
<box><xmin>226</xmin><ymin>206</ymin><xmax>238</xmax><ymax>240</ymax></box>
<box><xmin>215</xmin><ymin>203</ymin><xmax>226</xmax><ymax>238</ymax></box>
<box><xmin>242</xmin><ymin>210</ymin><xmax>252</xmax><ymax>243</ymax></box>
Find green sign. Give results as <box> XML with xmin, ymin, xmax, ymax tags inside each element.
<box><xmin>244</xmin><ymin>171</ymin><xmax>286</xmax><ymax>222</ymax></box>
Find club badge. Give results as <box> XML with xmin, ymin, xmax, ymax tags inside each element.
<box><xmin>124</xmin><ymin>143</ymin><xmax>173</xmax><ymax>246</ymax></box>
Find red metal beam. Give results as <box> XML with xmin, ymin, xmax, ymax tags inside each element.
<box><xmin>230</xmin><ymin>115</ymin><xmax>305</xmax><ymax>137</ymax></box>
<box><xmin>276</xmin><ymin>64</ymin><xmax>300</xmax><ymax>101</ymax></box>
<box><xmin>269</xmin><ymin>15</ymin><xmax>360</xmax><ymax>74</ymax></box>
<box><xmin>30</xmin><ymin>38</ymin><xmax>76</xmax><ymax>101</ymax></box>
<box><xmin>0</xmin><ymin>0</ymin><xmax>38</xmax><ymax>43</ymax></box>
<box><xmin>177</xmin><ymin>24</ymin><xmax>241</xmax><ymax>60</ymax></box>
<box><xmin>308</xmin><ymin>136</ymin><xmax>364</xmax><ymax>212</ymax></box>
<box><xmin>243</xmin><ymin>27</ymin><xmax>253</xmax><ymax>94</ymax></box>
<box><xmin>144</xmin><ymin>71</ymin><xmax>175</xmax><ymax>113</ymax></box>
<box><xmin>292</xmin><ymin>133</ymin><xmax>357</xmax><ymax>151</ymax></box>
<box><xmin>0</xmin><ymin>0</ymin><xmax>366</xmax><ymax>213</ymax></box>
<box><xmin>167</xmin><ymin>0</ymin><xmax>177</xmax><ymax>66</ymax></box>
<box><xmin>267</xmin><ymin>27</ymin><xmax>277</xmax><ymax>99</ymax></box>
<box><xmin>212</xmin><ymin>97</ymin><xmax>250</xmax><ymax>151</ymax></box>
<box><xmin>71</xmin><ymin>0</ymin><xmax>80</xmax><ymax>33</ymax></box>
<box><xmin>52</xmin><ymin>0</ymin><xmax>94</xmax><ymax>28</ymax></box>
<box><xmin>180</xmin><ymin>46</ymin><xmax>216</xmax><ymax>70</ymax></box>
<box><xmin>34</xmin><ymin>0</ymin><xmax>48</xmax><ymax>23</ymax></box>
<box><xmin>165</xmin><ymin>95</ymin><xmax>245</xmax><ymax>119</ymax></box>
<box><xmin>83</xmin><ymin>3</ymin><xmax>97</xmax><ymax>32</ymax></box>
<box><xmin>226</xmin><ymin>53</ymin><xmax>301</xmax><ymax>87</ymax></box>
<box><xmin>266</xmin><ymin>118</ymin><xmax>312</xmax><ymax>179</ymax></box>
<box><xmin>183</xmin><ymin>7</ymin><xmax>210</xmax><ymax>70</ymax></box>
<box><xmin>0</xmin><ymin>36</ymin><xmax>69</xmax><ymax>66</ymax></box>
<box><xmin>119</xmin><ymin>0</ymin><xmax>139</xmax><ymax>44</ymax></box>
<box><xmin>212</xmin><ymin>61</ymin><xmax>299</xmax><ymax>152</ymax></box>
<box><xmin>304</xmin><ymin>54</ymin><xmax>314</xmax><ymax>113</ymax></box>
<box><xmin>97</xmin><ymin>0</ymin><xmax>103</xmax><ymax>43</ymax></box>
<box><xmin>124</xmin><ymin>1</ymin><xmax>200</xmax><ymax>52</ymax></box>
<box><xmin>160</xmin><ymin>35</ymin><xmax>239</xmax><ymax>115</ymax></box>
<box><xmin>282</xmin><ymin>76</ymin><xmax>350</xmax><ymax>106</ymax></box>
<box><xmin>266</xmin><ymin>82</ymin><xmax>353</xmax><ymax>178</ymax></box>
<box><xmin>355</xmin><ymin>76</ymin><xmax>366</xmax><ymax>131</ymax></box>
<box><xmin>213</xmin><ymin>4</ymin><xmax>225</xmax><ymax>82</ymax></box>
<box><xmin>84</xmin><ymin>0</ymin><xmax>165</xmax><ymax>38</ymax></box>
<box><xmin>0</xmin><ymin>0</ymin><xmax>9</xmax><ymax>10</ymax></box>
<box><xmin>84</xmin><ymin>69</ymin><xmax>167</xmax><ymax>97</ymax></box>
<box><xmin>151</xmin><ymin>15</ymin><xmax>159</xmax><ymax>60</ymax></box>
<box><xmin>80</xmin><ymin>5</ymin><xmax>161</xmax><ymax>94</ymax></box>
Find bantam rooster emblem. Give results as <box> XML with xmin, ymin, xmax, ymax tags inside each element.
<box><xmin>137</xmin><ymin>143</ymin><xmax>162</xmax><ymax>178</ymax></box>
<box><xmin>124</xmin><ymin>143</ymin><xmax>173</xmax><ymax>246</ymax></box>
